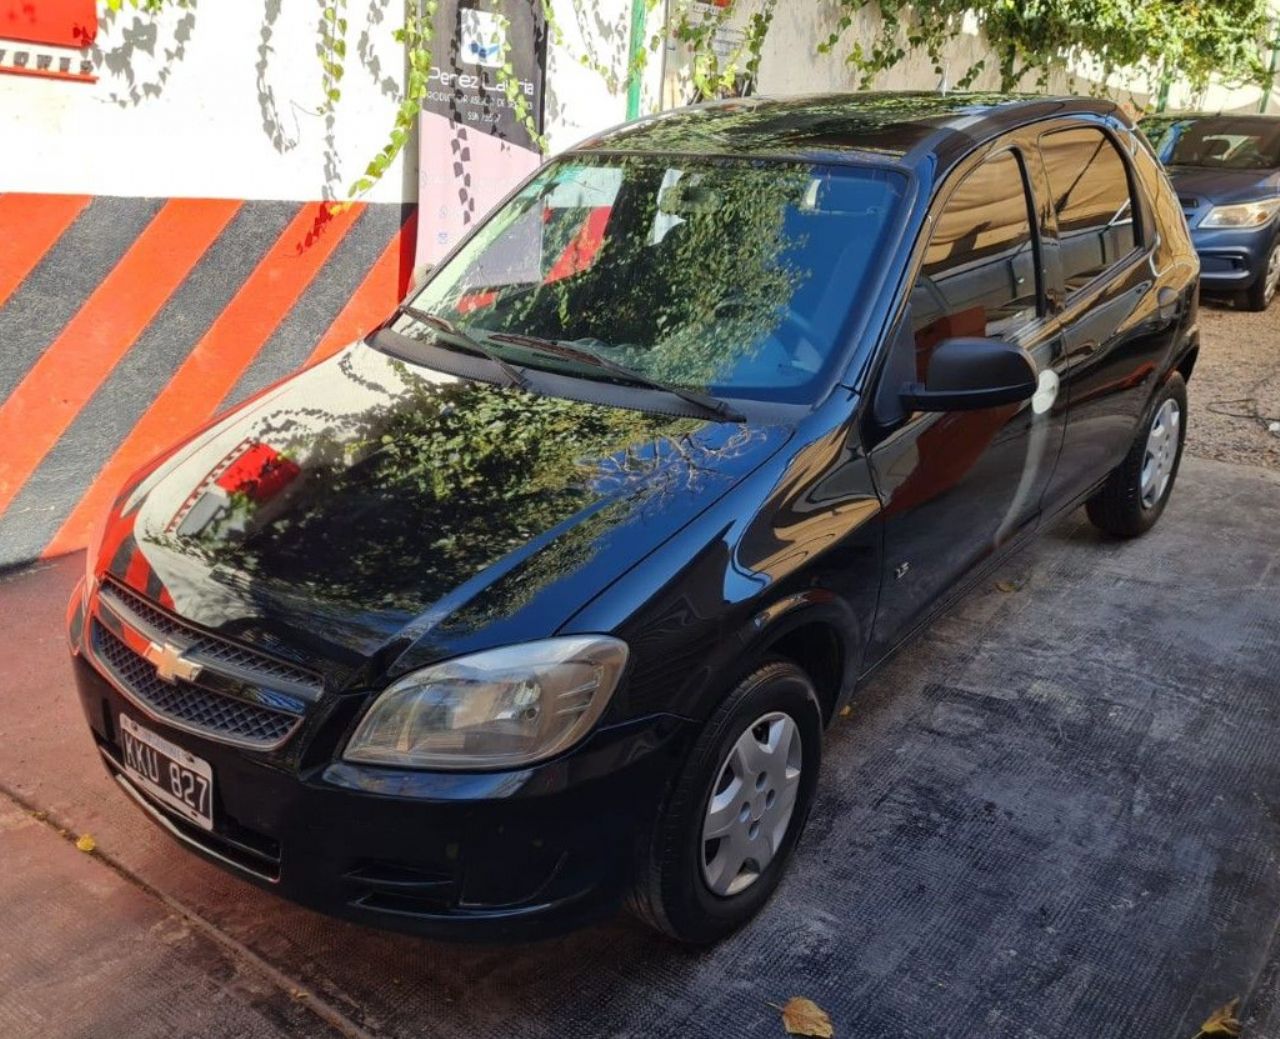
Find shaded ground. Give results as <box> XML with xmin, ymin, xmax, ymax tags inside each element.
<box><xmin>1</xmin><ymin>455</ymin><xmax>1278</xmax><ymax>1038</ymax></box>
<box><xmin>1187</xmin><ymin>302</ymin><xmax>1280</xmax><ymax>470</ymax></box>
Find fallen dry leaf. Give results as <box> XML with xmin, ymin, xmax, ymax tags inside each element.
<box><xmin>75</xmin><ymin>834</ymin><xmax>95</xmax><ymax>853</ymax></box>
<box><xmin>780</xmin><ymin>996</ymin><xmax>833</xmax><ymax>1038</ymax></box>
<box><xmin>838</xmin><ymin>705</ymin><xmax>852</xmax><ymax>719</ymax></box>
<box><xmin>1197</xmin><ymin>997</ymin><xmax>1241</xmax><ymax>1037</ymax></box>
<box><xmin>995</xmin><ymin>579</ymin><xmax>1018</xmax><ymax>593</ymax></box>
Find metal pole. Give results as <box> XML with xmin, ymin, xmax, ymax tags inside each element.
<box><xmin>1260</xmin><ymin>30</ymin><xmax>1280</xmax><ymax>113</ymax></box>
<box><xmin>1155</xmin><ymin>64</ymin><xmax>1171</xmax><ymax>113</ymax></box>
<box><xmin>626</xmin><ymin>0</ymin><xmax>647</xmax><ymax>119</ymax></box>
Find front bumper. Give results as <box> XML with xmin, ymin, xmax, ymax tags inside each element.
<box><xmin>1189</xmin><ymin>222</ymin><xmax>1278</xmax><ymax>291</ymax></box>
<box><xmin>68</xmin><ymin>590</ymin><xmax>691</xmax><ymax>942</ymax></box>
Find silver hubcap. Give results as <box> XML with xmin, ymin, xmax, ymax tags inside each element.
<box><xmin>701</xmin><ymin>711</ymin><xmax>803</xmax><ymax>897</ymax></box>
<box><xmin>1266</xmin><ymin>246</ymin><xmax>1280</xmax><ymax>305</ymax></box>
<box><xmin>1141</xmin><ymin>398</ymin><xmax>1180</xmax><ymax>509</ymax></box>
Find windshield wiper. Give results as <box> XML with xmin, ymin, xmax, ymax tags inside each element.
<box><xmin>396</xmin><ymin>305</ymin><xmax>532</xmax><ymax>392</ymax></box>
<box><xmin>485</xmin><ymin>332</ymin><xmax>745</xmax><ymax>423</ymax></box>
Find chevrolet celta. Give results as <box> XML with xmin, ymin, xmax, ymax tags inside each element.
<box><xmin>67</xmin><ymin>92</ymin><xmax>1199</xmax><ymax>943</ymax></box>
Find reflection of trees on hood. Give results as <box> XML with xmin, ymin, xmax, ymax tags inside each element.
<box><xmin>173</xmin><ymin>356</ymin><xmax>764</xmax><ymax>617</ymax></box>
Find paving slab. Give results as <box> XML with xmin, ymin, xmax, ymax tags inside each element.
<box><xmin>0</xmin><ymin>799</ymin><xmax>346</xmax><ymax>1039</ymax></box>
<box><xmin>1</xmin><ymin>455</ymin><xmax>1278</xmax><ymax>1039</ymax></box>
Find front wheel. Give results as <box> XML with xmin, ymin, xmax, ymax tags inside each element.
<box><xmin>629</xmin><ymin>659</ymin><xmax>823</xmax><ymax>943</ymax></box>
<box><xmin>1086</xmin><ymin>372</ymin><xmax>1187</xmax><ymax>538</ymax></box>
<box><xmin>1243</xmin><ymin>240</ymin><xmax>1280</xmax><ymax>311</ymax></box>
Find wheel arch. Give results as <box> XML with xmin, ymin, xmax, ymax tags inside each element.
<box><xmin>1175</xmin><ymin>342</ymin><xmax>1198</xmax><ymax>384</ymax></box>
<box><xmin>733</xmin><ymin>594</ymin><xmax>863</xmax><ymax>726</ymax></box>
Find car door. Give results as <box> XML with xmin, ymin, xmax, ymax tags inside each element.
<box><xmin>862</xmin><ymin>142</ymin><xmax>1068</xmax><ymax>664</ymax></box>
<box><xmin>1030</xmin><ymin>121</ymin><xmax>1185</xmax><ymax>508</ymax></box>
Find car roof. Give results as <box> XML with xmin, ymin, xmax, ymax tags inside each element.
<box><xmin>573</xmin><ymin>91</ymin><xmax>1124</xmax><ymax>174</ymax></box>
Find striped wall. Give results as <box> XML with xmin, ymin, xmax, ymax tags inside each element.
<box><xmin>0</xmin><ymin>195</ymin><xmax>417</xmax><ymax>570</ymax></box>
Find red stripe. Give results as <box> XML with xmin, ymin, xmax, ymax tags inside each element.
<box><xmin>44</xmin><ymin>201</ymin><xmax>365</xmax><ymax>558</ymax></box>
<box><xmin>545</xmin><ymin>206</ymin><xmax>610</xmax><ymax>283</ymax></box>
<box><xmin>0</xmin><ymin>193</ymin><xmax>91</xmax><ymax>306</ymax></box>
<box><xmin>0</xmin><ymin>198</ymin><xmax>241</xmax><ymax>521</ymax></box>
<box><xmin>303</xmin><ymin>209</ymin><xmax>418</xmax><ymax>368</ymax></box>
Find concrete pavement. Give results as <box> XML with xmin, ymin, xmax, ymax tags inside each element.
<box><xmin>2</xmin><ymin>455</ymin><xmax>1279</xmax><ymax>1038</ymax></box>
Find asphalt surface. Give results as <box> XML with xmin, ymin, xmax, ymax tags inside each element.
<box><xmin>2</xmin><ymin>454</ymin><xmax>1279</xmax><ymax>1039</ymax></box>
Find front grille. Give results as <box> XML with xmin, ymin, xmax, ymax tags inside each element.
<box><xmin>93</xmin><ymin>622</ymin><xmax>301</xmax><ymax>748</ymax></box>
<box><xmin>99</xmin><ymin>578</ymin><xmax>322</xmax><ymax>695</ymax></box>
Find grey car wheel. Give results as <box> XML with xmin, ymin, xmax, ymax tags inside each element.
<box><xmin>1140</xmin><ymin>398</ymin><xmax>1181</xmax><ymax>510</ymax></box>
<box><xmin>1244</xmin><ymin>241</ymin><xmax>1280</xmax><ymax>310</ymax></box>
<box><xmin>1265</xmin><ymin>243</ymin><xmax>1280</xmax><ymax>307</ymax></box>
<box><xmin>628</xmin><ymin>658</ymin><xmax>822</xmax><ymax>944</ymax></box>
<box><xmin>700</xmin><ymin>711</ymin><xmax>803</xmax><ymax>897</ymax></box>
<box><xmin>1086</xmin><ymin>372</ymin><xmax>1187</xmax><ymax>538</ymax></box>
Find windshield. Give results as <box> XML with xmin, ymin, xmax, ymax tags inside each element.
<box><xmin>1142</xmin><ymin>116</ymin><xmax>1280</xmax><ymax>170</ymax></box>
<box><xmin>404</xmin><ymin>154</ymin><xmax>907</xmax><ymax>403</ymax></box>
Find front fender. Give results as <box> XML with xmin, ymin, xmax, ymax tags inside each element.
<box><xmin>565</xmin><ymin>403</ymin><xmax>884</xmax><ymax>728</ymax></box>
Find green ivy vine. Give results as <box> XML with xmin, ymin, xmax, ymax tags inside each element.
<box><xmin>865</xmin><ymin>0</ymin><xmax>1267</xmax><ymax>95</ymax></box>
<box><xmin>319</xmin><ymin>0</ymin><xmax>348</xmax><ymax>112</ymax></box>
<box><xmin>349</xmin><ymin>0</ymin><xmax>437</xmax><ymax>196</ymax></box>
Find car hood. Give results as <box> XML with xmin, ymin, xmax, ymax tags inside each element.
<box><xmin>95</xmin><ymin>343</ymin><xmax>790</xmax><ymax>681</ymax></box>
<box><xmin>1166</xmin><ymin>165</ymin><xmax>1280</xmax><ymax>205</ymax></box>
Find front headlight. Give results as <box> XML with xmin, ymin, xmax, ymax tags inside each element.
<box><xmin>343</xmin><ymin>636</ymin><xmax>629</xmax><ymax>770</ymax></box>
<box><xmin>1200</xmin><ymin>198</ymin><xmax>1280</xmax><ymax>228</ymax></box>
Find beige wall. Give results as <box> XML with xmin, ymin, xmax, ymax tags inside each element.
<box><xmin>661</xmin><ymin>0</ymin><xmax>1280</xmax><ymax>118</ymax></box>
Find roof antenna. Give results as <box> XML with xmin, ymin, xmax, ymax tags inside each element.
<box><xmin>937</xmin><ymin>64</ymin><xmax>950</xmax><ymax>95</ymax></box>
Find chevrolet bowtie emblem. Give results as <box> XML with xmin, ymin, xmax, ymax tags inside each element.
<box><xmin>143</xmin><ymin>640</ymin><xmax>202</xmax><ymax>684</ymax></box>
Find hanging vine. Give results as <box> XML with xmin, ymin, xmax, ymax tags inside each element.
<box><xmin>350</xmin><ymin>0</ymin><xmax>437</xmax><ymax>196</ymax></box>
<box><xmin>811</xmin><ymin>0</ymin><xmax>1276</xmax><ymax>96</ymax></box>
<box><xmin>490</xmin><ymin>9</ymin><xmax>545</xmax><ymax>151</ymax></box>
<box><xmin>319</xmin><ymin>0</ymin><xmax>349</xmax><ymax>110</ymax></box>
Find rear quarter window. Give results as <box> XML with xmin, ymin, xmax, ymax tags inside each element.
<box><xmin>1131</xmin><ymin>141</ymin><xmax>1190</xmax><ymax>268</ymax></box>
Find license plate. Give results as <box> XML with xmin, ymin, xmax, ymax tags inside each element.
<box><xmin>119</xmin><ymin>714</ymin><xmax>214</xmax><ymax>831</ymax></box>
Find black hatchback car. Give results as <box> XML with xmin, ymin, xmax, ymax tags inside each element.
<box><xmin>67</xmin><ymin>92</ymin><xmax>1199</xmax><ymax>944</ymax></box>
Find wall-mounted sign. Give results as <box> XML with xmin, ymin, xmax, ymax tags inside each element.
<box><xmin>417</xmin><ymin>0</ymin><xmax>547</xmax><ymax>267</ymax></box>
<box><xmin>0</xmin><ymin>0</ymin><xmax>97</xmax><ymax>82</ymax></box>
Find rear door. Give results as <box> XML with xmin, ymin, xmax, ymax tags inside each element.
<box><xmin>1030</xmin><ymin>121</ymin><xmax>1183</xmax><ymax>508</ymax></box>
<box><xmin>863</xmin><ymin>141</ymin><xmax>1068</xmax><ymax>663</ymax></box>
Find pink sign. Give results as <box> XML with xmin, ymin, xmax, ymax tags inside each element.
<box><xmin>417</xmin><ymin>111</ymin><xmax>541</xmax><ymax>266</ymax></box>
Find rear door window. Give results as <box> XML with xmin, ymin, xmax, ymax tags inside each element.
<box><xmin>1039</xmin><ymin>128</ymin><xmax>1139</xmax><ymax>293</ymax></box>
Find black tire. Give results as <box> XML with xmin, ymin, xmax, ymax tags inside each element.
<box><xmin>1085</xmin><ymin>372</ymin><xmax>1187</xmax><ymax>538</ymax></box>
<box><xmin>1243</xmin><ymin>240</ymin><xmax>1280</xmax><ymax>311</ymax></box>
<box><xmin>628</xmin><ymin>659</ymin><xmax>823</xmax><ymax>944</ymax></box>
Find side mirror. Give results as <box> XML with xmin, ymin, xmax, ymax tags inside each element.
<box><xmin>900</xmin><ymin>337</ymin><xmax>1038</xmax><ymax>412</ymax></box>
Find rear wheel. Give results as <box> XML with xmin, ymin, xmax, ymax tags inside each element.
<box><xmin>629</xmin><ymin>659</ymin><xmax>822</xmax><ymax>943</ymax></box>
<box><xmin>1243</xmin><ymin>240</ymin><xmax>1280</xmax><ymax>311</ymax></box>
<box><xmin>1085</xmin><ymin>373</ymin><xmax>1187</xmax><ymax>538</ymax></box>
